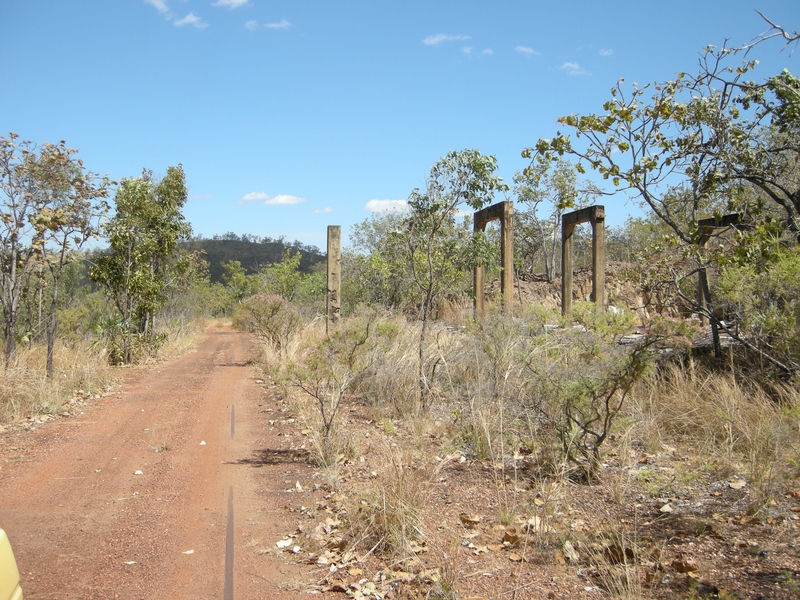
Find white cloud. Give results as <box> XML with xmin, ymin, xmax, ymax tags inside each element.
<box><xmin>365</xmin><ymin>199</ymin><xmax>408</xmax><ymax>213</ymax></box>
<box><xmin>266</xmin><ymin>194</ymin><xmax>306</xmax><ymax>205</ymax></box>
<box><xmin>240</xmin><ymin>192</ymin><xmax>306</xmax><ymax>205</ymax></box>
<box><xmin>212</xmin><ymin>0</ymin><xmax>248</xmax><ymax>8</ymax></box>
<box><xmin>265</xmin><ymin>18</ymin><xmax>292</xmax><ymax>29</ymax></box>
<box><xmin>461</xmin><ymin>46</ymin><xmax>473</xmax><ymax>54</ymax></box>
<box><xmin>482</xmin><ymin>48</ymin><xmax>494</xmax><ymax>55</ymax></box>
<box><xmin>423</xmin><ymin>33</ymin><xmax>471</xmax><ymax>46</ymax></box>
<box><xmin>311</xmin><ymin>207</ymin><xmax>334</xmax><ymax>214</ymax></box>
<box><xmin>599</xmin><ymin>48</ymin><xmax>614</xmax><ymax>57</ymax></box>
<box><xmin>240</xmin><ymin>192</ymin><xmax>269</xmax><ymax>203</ymax></box>
<box><xmin>560</xmin><ymin>61</ymin><xmax>589</xmax><ymax>75</ymax></box>
<box><xmin>175</xmin><ymin>12</ymin><xmax>208</xmax><ymax>28</ymax></box>
<box><xmin>515</xmin><ymin>46</ymin><xmax>542</xmax><ymax>56</ymax></box>
<box><xmin>245</xmin><ymin>20</ymin><xmax>257</xmax><ymax>31</ymax></box>
<box><xmin>145</xmin><ymin>0</ymin><xmax>170</xmax><ymax>14</ymax></box>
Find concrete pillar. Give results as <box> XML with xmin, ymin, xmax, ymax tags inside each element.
<box><xmin>562</xmin><ymin>223</ymin><xmax>574</xmax><ymax>317</ymax></box>
<box><xmin>592</xmin><ymin>216</ymin><xmax>605</xmax><ymax>313</ymax></box>
<box><xmin>500</xmin><ymin>201</ymin><xmax>514</xmax><ymax>314</ymax></box>
<box><xmin>326</xmin><ymin>225</ymin><xmax>341</xmax><ymax>334</ymax></box>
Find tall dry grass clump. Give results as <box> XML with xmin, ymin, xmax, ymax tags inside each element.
<box><xmin>156</xmin><ymin>315</ymin><xmax>209</xmax><ymax>359</ymax></box>
<box><xmin>353</xmin><ymin>317</ymin><xmax>421</xmax><ymax>417</ymax></box>
<box><xmin>0</xmin><ymin>340</ymin><xmax>114</xmax><ymax>422</ymax></box>
<box><xmin>263</xmin><ymin>311</ymin><xmax>466</xmax><ymax>460</ymax></box>
<box><xmin>631</xmin><ymin>361</ymin><xmax>800</xmax><ymax>513</ymax></box>
<box><xmin>344</xmin><ymin>441</ymin><xmax>431</xmax><ymax>559</ymax></box>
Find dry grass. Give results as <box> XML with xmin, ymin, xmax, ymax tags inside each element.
<box><xmin>343</xmin><ymin>441</ymin><xmax>432</xmax><ymax>559</ymax></box>
<box><xmin>0</xmin><ymin>340</ymin><xmax>115</xmax><ymax>422</ymax></box>
<box><xmin>156</xmin><ymin>316</ymin><xmax>209</xmax><ymax>359</ymax></box>
<box><xmin>358</xmin><ymin>320</ymin><xmax>420</xmax><ymax>417</ymax></box>
<box><xmin>587</xmin><ymin>530</ymin><xmax>647</xmax><ymax>599</ymax></box>
<box><xmin>261</xmin><ymin>309</ymin><xmax>800</xmax><ymax>510</ymax></box>
<box><xmin>251</xmin><ymin>307</ymin><xmax>800</xmax><ymax>597</ymax></box>
<box><xmin>0</xmin><ymin>317</ymin><xmax>207</xmax><ymax>424</ymax></box>
<box><xmin>630</xmin><ymin>361</ymin><xmax>800</xmax><ymax>513</ymax></box>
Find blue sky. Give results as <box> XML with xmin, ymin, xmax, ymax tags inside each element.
<box><xmin>1</xmin><ymin>1</ymin><xmax>797</xmax><ymax>249</ymax></box>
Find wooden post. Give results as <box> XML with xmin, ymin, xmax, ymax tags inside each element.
<box><xmin>326</xmin><ymin>225</ymin><xmax>341</xmax><ymax>334</ymax></box>
<box><xmin>698</xmin><ymin>264</ymin><xmax>708</xmax><ymax>326</ymax></box>
<box><xmin>696</xmin><ymin>214</ymin><xmax>742</xmax><ymax>330</ymax></box>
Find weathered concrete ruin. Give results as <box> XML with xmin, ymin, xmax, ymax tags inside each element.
<box><xmin>562</xmin><ymin>205</ymin><xmax>605</xmax><ymax>317</ymax></box>
<box><xmin>326</xmin><ymin>225</ymin><xmax>341</xmax><ymax>333</ymax></box>
<box><xmin>473</xmin><ymin>201</ymin><xmax>514</xmax><ymax>320</ymax></box>
<box><xmin>696</xmin><ymin>213</ymin><xmax>742</xmax><ymax>327</ymax></box>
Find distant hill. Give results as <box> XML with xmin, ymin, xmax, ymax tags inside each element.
<box><xmin>181</xmin><ymin>234</ymin><xmax>325</xmax><ymax>284</ymax></box>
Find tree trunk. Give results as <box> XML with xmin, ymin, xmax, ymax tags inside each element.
<box><xmin>3</xmin><ymin>314</ymin><xmax>16</xmax><ymax>371</ymax></box>
<box><xmin>148</xmin><ymin>312</ymin><xmax>156</xmax><ymax>352</ymax></box>
<box><xmin>46</xmin><ymin>275</ymin><xmax>59</xmax><ymax>378</ymax></box>
<box><xmin>37</xmin><ymin>284</ymin><xmax>43</xmax><ymax>334</ymax></box>
<box><xmin>418</xmin><ymin>289</ymin><xmax>432</xmax><ymax>411</ymax></box>
<box><xmin>699</xmin><ymin>266</ymin><xmax>722</xmax><ymax>358</ymax></box>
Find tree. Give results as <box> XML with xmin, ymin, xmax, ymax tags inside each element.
<box><xmin>90</xmin><ymin>165</ymin><xmax>192</xmax><ymax>364</ymax></box>
<box><xmin>259</xmin><ymin>249</ymin><xmax>303</xmax><ymax>301</ymax></box>
<box><xmin>221</xmin><ymin>259</ymin><xmax>257</xmax><ymax>304</ymax></box>
<box><xmin>513</xmin><ymin>159</ymin><xmax>599</xmax><ymax>283</ymax></box>
<box><xmin>529</xmin><ymin>31</ymin><xmax>800</xmax><ymax>373</ymax></box>
<box><xmin>344</xmin><ymin>211</ymin><xmax>414</xmax><ymax>311</ymax></box>
<box><xmin>0</xmin><ymin>134</ymin><xmax>110</xmax><ymax>370</ymax></box>
<box><xmin>404</xmin><ymin>149</ymin><xmax>509</xmax><ymax>406</ymax></box>
<box><xmin>37</xmin><ymin>155</ymin><xmax>110</xmax><ymax>377</ymax></box>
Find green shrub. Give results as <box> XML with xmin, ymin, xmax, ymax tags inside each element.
<box><xmin>232</xmin><ymin>294</ymin><xmax>303</xmax><ymax>355</ymax></box>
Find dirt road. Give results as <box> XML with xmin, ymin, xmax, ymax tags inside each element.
<box><xmin>0</xmin><ymin>326</ymin><xmax>321</xmax><ymax>599</ymax></box>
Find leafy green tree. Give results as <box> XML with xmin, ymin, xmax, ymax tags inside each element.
<box><xmin>529</xmin><ymin>34</ymin><xmax>800</xmax><ymax>374</ymax></box>
<box><xmin>259</xmin><ymin>249</ymin><xmax>303</xmax><ymax>301</ymax></box>
<box><xmin>604</xmin><ymin>216</ymin><xmax>668</xmax><ymax>263</ymax></box>
<box><xmin>90</xmin><ymin>165</ymin><xmax>192</xmax><ymax>363</ymax></box>
<box><xmin>221</xmin><ymin>259</ymin><xmax>258</xmax><ymax>304</ymax></box>
<box><xmin>0</xmin><ymin>134</ymin><xmax>110</xmax><ymax>370</ymax></box>
<box><xmin>513</xmin><ymin>159</ymin><xmax>599</xmax><ymax>282</ymax></box>
<box><xmin>716</xmin><ymin>244</ymin><xmax>800</xmax><ymax>373</ymax></box>
<box><xmin>38</xmin><ymin>161</ymin><xmax>110</xmax><ymax>376</ymax></box>
<box><xmin>404</xmin><ymin>149</ymin><xmax>509</xmax><ymax>406</ymax></box>
<box><xmin>294</xmin><ymin>261</ymin><xmax>326</xmax><ymax>309</ymax></box>
<box><xmin>344</xmin><ymin>212</ymin><xmax>413</xmax><ymax>311</ymax></box>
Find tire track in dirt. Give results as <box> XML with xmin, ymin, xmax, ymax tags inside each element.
<box><xmin>0</xmin><ymin>326</ymin><xmax>322</xmax><ymax>599</ymax></box>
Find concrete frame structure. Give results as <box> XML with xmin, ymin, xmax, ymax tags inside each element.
<box><xmin>473</xmin><ymin>201</ymin><xmax>514</xmax><ymax>320</ymax></box>
<box><xmin>326</xmin><ymin>225</ymin><xmax>341</xmax><ymax>333</ymax></box>
<box><xmin>696</xmin><ymin>213</ymin><xmax>742</xmax><ymax>327</ymax></box>
<box><xmin>562</xmin><ymin>205</ymin><xmax>605</xmax><ymax>317</ymax></box>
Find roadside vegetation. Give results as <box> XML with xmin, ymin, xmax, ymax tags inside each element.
<box><xmin>0</xmin><ymin>140</ymin><xmax>324</xmax><ymax>420</ymax></box>
<box><xmin>236</xmin><ymin>25</ymin><xmax>800</xmax><ymax>599</ymax></box>
<box><xmin>2</xmin><ymin>17</ymin><xmax>799</xmax><ymax>598</ymax></box>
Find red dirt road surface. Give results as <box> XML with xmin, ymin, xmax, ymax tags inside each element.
<box><xmin>0</xmin><ymin>326</ymin><xmax>322</xmax><ymax>599</ymax></box>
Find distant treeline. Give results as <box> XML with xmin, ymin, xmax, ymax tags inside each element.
<box><xmin>181</xmin><ymin>233</ymin><xmax>325</xmax><ymax>284</ymax></box>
